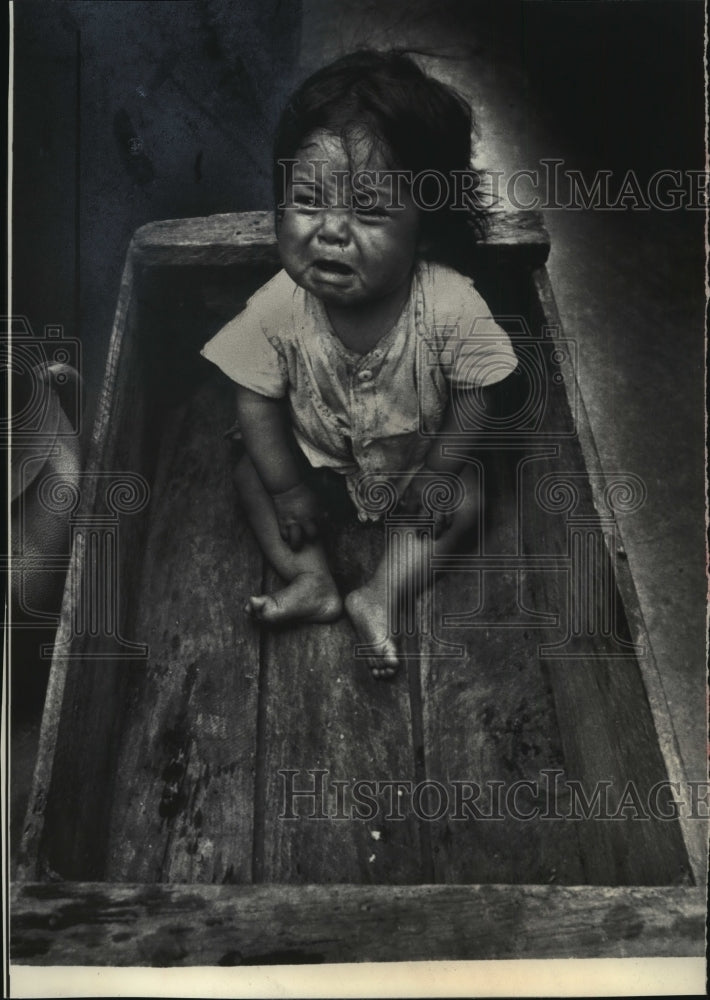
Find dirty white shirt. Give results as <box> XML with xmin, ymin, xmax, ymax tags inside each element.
<box><xmin>201</xmin><ymin>260</ymin><xmax>517</xmax><ymax>518</ymax></box>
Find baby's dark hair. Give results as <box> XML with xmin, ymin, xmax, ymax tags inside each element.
<box><xmin>273</xmin><ymin>49</ymin><xmax>488</xmax><ymax>275</ymax></box>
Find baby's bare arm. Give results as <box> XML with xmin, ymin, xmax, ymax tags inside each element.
<box><xmin>425</xmin><ymin>378</ymin><xmax>518</xmax><ymax>473</ymax></box>
<box><xmin>235</xmin><ymin>386</ymin><xmax>303</xmax><ymax>493</ymax></box>
<box><xmin>234</xmin><ymin>386</ymin><xmax>319</xmax><ymax>549</ymax></box>
<box><xmin>401</xmin><ymin>381</ymin><xmax>514</xmax><ymax>534</ymax></box>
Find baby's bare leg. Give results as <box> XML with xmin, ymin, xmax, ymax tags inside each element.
<box><xmin>345</xmin><ymin>465</ymin><xmax>480</xmax><ymax>678</ymax></box>
<box><xmin>235</xmin><ymin>454</ymin><xmax>342</xmax><ymax>624</ymax></box>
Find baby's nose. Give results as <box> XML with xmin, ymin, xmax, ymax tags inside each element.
<box><xmin>316</xmin><ymin>208</ymin><xmax>351</xmax><ymax>244</ymax></box>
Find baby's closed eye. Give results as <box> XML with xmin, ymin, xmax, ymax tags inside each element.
<box><xmin>293</xmin><ymin>191</ymin><xmax>322</xmax><ymax>210</ymax></box>
<box><xmin>353</xmin><ymin>202</ymin><xmax>390</xmax><ymax>222</ymax></box>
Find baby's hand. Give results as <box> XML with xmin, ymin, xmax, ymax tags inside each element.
<box><xmin>399</xmin><ymin>475</ymin><xmax>452</xmax><ymax>539</ymax></box>
<box><xmin>271</xmin><ymin>482</ymin><xmax>320</xmax><ymax>550</ymax></box>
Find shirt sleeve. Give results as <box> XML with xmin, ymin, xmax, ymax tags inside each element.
<box><xmin>200</xmin><ymin>270</ymin><xmax>294</xmax><ymax>398</ymax></box>
<box><xmin>425</xmin><ymin>265</ymin><xmax>518</xmax><ymax>389</ymax></box>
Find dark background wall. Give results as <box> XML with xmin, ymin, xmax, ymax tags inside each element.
<box><xmin>12</xmin><ymin>0</ymin><xmax>303</xmax><ymax>431</ymax></box>
<box><xmin>471</xmin><ymin>0</ymin><xmax>704</xmax><ymax>174</ymax></box>
<box><xmin>12</xmin><ymin>0</ymin><xmax>704</xmax><ymax>431</ymax></box>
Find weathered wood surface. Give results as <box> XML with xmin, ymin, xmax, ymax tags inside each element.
<box><xmin>26</xmin><ymin>662</ymin><xmax>131</xmax><ymax>880</ymax></box>
<box><xmin>531</xmin><ymin>267</ymin><xmax>708</xmax><ymax>887</ymax></box>
<box><xmin>15</xmin><ymin>220</ymin><xmax>703</xmax><ymax>963</ymax></box>
<box><xmin>104</xmin><ymin>377</ymin><xmax>263</xmax><ymax>883</ymax></box>
<box><xmin>19</xmin><ymin>265</ymin><xmax>694</xmax><ymax>888</ymax></box>
<box><xmin>419</xmin><ymin>447</ymin><xmax>586</xmax><ymax>884</ymax></box>
<box><xmin>16</xmin><ymin>262</ymin><xmax>156</xmax><ymax>881</ymax></box>
<box><xmin>11</xmin><ymin>881</ymin><xmax>705</xmax><ymax>965</ymax></box>
<box><xmin>258</xmin><ymin>516</ymin><xmax>424</xmax><ymax>884</ymax></box>
<box><xmin>132</xmin><ymin>209</ymin><xmax>550</xmax><ymax>269</ymax></box>
<box><xmin>514</xmin><ymin>332</ymin><xmax>692</xmax><ymax>885</ymax></box>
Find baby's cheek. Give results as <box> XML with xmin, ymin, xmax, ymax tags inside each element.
<box><xmin>278</xmin><ymin>213</ymin><xmax>309</xmax><ymax>248</ymax></box>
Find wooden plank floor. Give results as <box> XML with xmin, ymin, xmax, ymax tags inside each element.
<box><xmin>518</xmin><ymin>375</ymin><xmax>692</xmax><ymax>886</ymax></box>
<box><xmin>99</xmin><ymin>367</ymin><xmax>689</xmax><ymax>886</ymax></box>
<box><xmin>258</xmin><ymin>524</ymin><xmax>424</xmax><ymax>884</ymax></box>
<box><xmin>420</xmin><ymin>448</ymin><xmax>586</xmax><ymax>885</ymax></box>
<box><xmin>105</xmin><ymin>377</ymin><xmax>262</xmax><ymax>883</ymax></box>
<box><xmin>11</xmin><ymin>881</ymin><xmax>707</xmax><ymax>964</ymax></box>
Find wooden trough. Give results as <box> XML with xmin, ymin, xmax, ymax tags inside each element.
<box><xmin>12</xmin><ymin>210</ymin><xmax>706</xmax><ymax>965</ymax></box>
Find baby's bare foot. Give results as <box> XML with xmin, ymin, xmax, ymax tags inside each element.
<box><xmin>345</xmin><ymin>587</ymin><xmax>399</xmax><ymax>680</ymax></box>
<box><xmin>245</xmin><ymin>572</ymin><xmax>342</xmax><ymax>625</ymax></box>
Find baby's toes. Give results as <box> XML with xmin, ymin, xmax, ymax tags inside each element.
<box><xmin>371</xmin><ymin>665</ymin><xmax>397</xmax><ymax>681</ymax></box>
<box><xmin>369</xmin><ymin>651</ymin><xmax>399</xmax><ymax>681</ymax></box>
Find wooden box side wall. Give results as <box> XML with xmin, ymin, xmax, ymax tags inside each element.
<box><xmin>16</xmin><ymin>212</ymin><xmax>702</xmax><ymax>888</ymax></box>
<box><xmin>18</xmin><ymin>262</ymin><xmax>164</xmax><ymax>878</ymax></box>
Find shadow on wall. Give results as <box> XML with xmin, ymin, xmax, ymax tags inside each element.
<box><xmin>12</xmin><ymin>0</ymin><xmax>304</xmax><ymax>439</ymax></box>
<box><xmin>9</xmin><ymin>0</ymin><xmax>304</xmax><ymax>762</ymax></box>
<box><xmin>463</xmin><ymin>0</ymin><xmax>704</xmax><ymax>174</ymax></box>
<box><xmin>13</xmin><ymin>0</ymin><xmax>703</xmax><ymax>434</ymax></box>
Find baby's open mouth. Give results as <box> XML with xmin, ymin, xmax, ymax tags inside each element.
<box><xmin>313</xmin><ymin>259</ymin><xmax>353</xmax><ymax>275</ymax></box>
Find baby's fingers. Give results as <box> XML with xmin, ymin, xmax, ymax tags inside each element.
<box><xmin>287</xmin><ymin>522</ymin><xmax>304</xmax><ymax>550</ymax></box>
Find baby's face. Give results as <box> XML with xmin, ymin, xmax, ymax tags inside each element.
<box><xmin>277</xmin><ymin>130</ymin><xmax>420</xmax><ymax>310</ymax></box>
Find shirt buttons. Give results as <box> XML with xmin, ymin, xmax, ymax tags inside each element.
<box><xmin>357</xmin><ymin>369</ymin><xmax>373</xmax><ymax>382</ymax></box>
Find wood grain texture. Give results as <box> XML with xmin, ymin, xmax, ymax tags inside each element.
<box><xmin>131</xmin><ymin>209</ymin><xmax>550</xmax><ymax>269</ymax></box>
<box><xmin>515</xmin><ymin>336</ymin><xmax>692</xmax><ymax>885</ymax></box>
<box><xmin>15</xmin><ymin>216</ymin><xmax>702</xmax><ymax>965</ymax></box>
<box><xmin>11</xmin><ymin>881</ymin><xmax>705</xmax><ymax>965</ymax></box>
<box><xmin>419</xmin><ymin>448</ymin><xmax>586</xmax><ymax>885</ymax></box>
<box><xmin>531</xmin><ymin>267</ymin><xmax>708</xmax><ymax>886</ymax></box>
<box><xmin>18</xmin><ymin>261</ymin><xmax>157</xmax><ymax>881</ymax></box>
<box><xmin>103</xmin><ymin>375</ymin><xmax>262</xmax><ymax>883</ymax></box>
<box><xmin>258</xmin><ymin>514</ymin><xmax>424</xmax><ymax>883</ymax></box>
